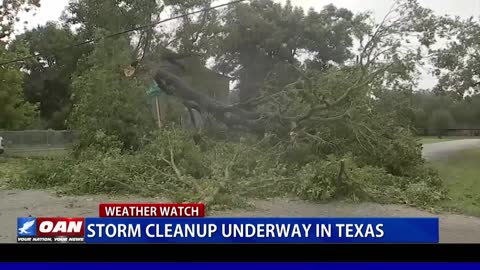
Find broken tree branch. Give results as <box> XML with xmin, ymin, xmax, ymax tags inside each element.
<box><xmin>154</xmin><ymin>67</ymin><xmax>265</xmax><ymax>131</ymax></box>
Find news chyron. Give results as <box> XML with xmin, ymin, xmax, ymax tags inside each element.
<box><xmin>17</xmin><ymin>217</ymin><xmax>84</xmax><ymax>243</ymax></box>
<box><xmin>16</xmin><ymin>203</ymin><xmax>203</xmax><ymax>243</ymax></box>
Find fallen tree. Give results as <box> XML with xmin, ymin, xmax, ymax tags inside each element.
<box><xmin>151</xmin><ymin>0</ymin><xmax>440</xmax><ymax>142</ymax></box>
<box><xmin>152</xmin><ymin>57</ymin><xmax>395</xmax><ymax>140</ymax></box>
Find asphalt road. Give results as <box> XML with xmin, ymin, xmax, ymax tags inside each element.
<box><xmin>422</xmin><ymin>139</ymin><xmax>480</xmax><ymax>161</ymax></box>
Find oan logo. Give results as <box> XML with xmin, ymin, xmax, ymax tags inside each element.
<box><xmin>17</xmin><ymin>217</ymin><xmax>37</xmax><ymax>236</ymax></box>
<box><xmin>36</xmin><ymin>217</ymin><xmax>85</xmax><ymax>237</ymax></box>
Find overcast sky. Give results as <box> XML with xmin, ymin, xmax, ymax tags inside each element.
<box><xmin>16</xmin><ymin>0</ymin><xmax>480</xmax><ymax>89</ymax></box>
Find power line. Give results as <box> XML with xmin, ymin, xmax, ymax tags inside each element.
<box><xmin>0</xmin><ymin>0</ymin><xmax>248</xmax><ymax>66</ymax></box>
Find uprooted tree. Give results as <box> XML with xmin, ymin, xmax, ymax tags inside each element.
<box><xmin>143</xmin><ymin>0</ymin><xmax>442</xmax><ymax>181</ymax></box>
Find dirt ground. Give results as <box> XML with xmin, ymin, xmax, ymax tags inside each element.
<box><xmin>1</xmin><ymin>190</ymin><xmax>480</xmax><ymax>243</ymax></box>
<box><xmin>1</xmin><ymin>139</ymin><xmax>480</xmax><ymax>243</ymax></box>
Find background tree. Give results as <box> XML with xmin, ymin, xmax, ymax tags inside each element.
<box><xmin>0</xmin><ymin>0</ymin><xmax>41</xmax><ymax>41</ymax></box>
<box><xmin>429</xmin><ymin>109</ymin><xmax>455</xmax><ymax>137</ymax></box>
<box><xmin>63</xmin><ymin>0</ymin><xmax>165</xmax><ymax>61</ymax></box>
<box><xmin>165</xmin><ymin>0</ymin><xmax>220</xmax><ymax>56</ymax></box>
<box><xmin>11</xmin><ymin>23</ymin><xmax>90</xmax><ymax>129</ymax></box>
<box><xmin>69</xmin><ymin>32</ymin><xmax>155</xmax><ymax>152</ymax></box>
<box><xmin>0</xmin><ymin>47</ymin><xmax>36</xmax><ymax>130</ymax></box>
<box><xmin>0</xmin><ymin>0</ymin><xmax>41</xmax><ymax>130</ymax></box>
<box><xmin>211</xmin><ymin>0</ymin><xmax>357</xmax><ymax>106</ymax></box>
<box><xmin>411</xmin><ymin>91</ymin><xmax>480</xmax><ymax>133</ymax></box>
<box><xmin>430</xmin><ymin>17</ymin><xmax>480</xmax><ymax>97</ymax></box>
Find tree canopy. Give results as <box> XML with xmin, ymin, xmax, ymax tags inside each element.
<box><xmin>0</xmin><ymin>0</ymin><xmax>41</xmax><ymax>130</ymax></box>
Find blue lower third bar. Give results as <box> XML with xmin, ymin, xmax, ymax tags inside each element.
<box><xmin>2</xmin><ymin>264</ymin><xmax>479</xmax><ymax>270</ymax></box>
<box><xmin>84</xmin><ymin>217</ymin><xmax>439</xmax><ymax>243</ymax></box>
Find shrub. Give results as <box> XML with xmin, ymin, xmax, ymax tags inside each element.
<box><xmin>293</xmin><ymin>154</ymin><xmax>445</xmax><ymax>206</ymax></box>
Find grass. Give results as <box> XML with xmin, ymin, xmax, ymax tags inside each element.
<box><xmin>0</xmin><ymin>147</ymin><xmax>67</xmax><ymax>188</ymax></box>
<box><xmin>419</xmin><ymin>136</ymin><xmax>475</xmax><ymax>144</ymax></box>
<box><xmin>2</xmin><ymin>147</ymin><xmax>68</xmax><ymax>158</ymax></box>
<box><xmin>0</xmin><ymin>159</ymin><xmax>27</xmax><ymax>189</ymax></box>
<box><xmin>431</xmin><ymin>149</ymin><xmax>480</xmax><ymax>216</ymax></box>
